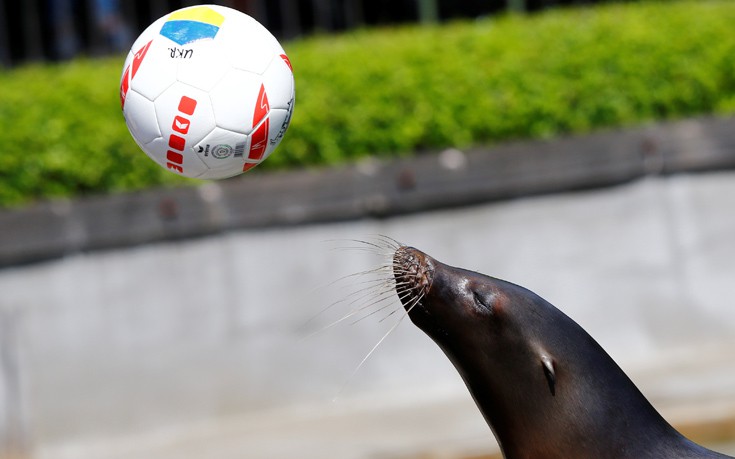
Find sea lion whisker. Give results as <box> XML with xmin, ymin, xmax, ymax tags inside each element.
<box><xmin>392</xmin><ymin>278</ymin><xmax>412</xmax><ymax>288</ymax></box>
<box><xmin>337</xmin><ymin>265</ymin><xmax>392</xmax><ymax>281</ymax></box>
<box><xmin>403</xmin><ymin>292</ymin><xmax>425</xmax><ymax>314</ymax></box>
<box><xmin>394</xmin><ymin>288</ymin><xmax>415</xmax><ymax>305</ymax></box>
<box><xmin>389</xmin><ymin>281</ymin><xmax>413</xmax><ymax>296</ymax></box>
<box><xmin>340</xmin><ymin>281</ymin><xmax>400</xmax><ymax>308</ymax></box>
<box><xmin>334</xmin><ymin>309</ymin><xmax>410</xmax><ymax>402</ymax></box>
<box><xmin>330</xmin><ymin>247</ymin><xmax>395</xmax><ymax>257</ymax></box>
<box><xmin>352</xmin><ymin>236</ymin><xmax>398</xmax><ymax>251</ymax></box>
<box><xmin>357</xmin><ymin>234</ymin><xmax>403</xmax><ymax>249</ymax></box>
<box><xmin>377</xmin><ymin>306</ymin><xmax>404</xmax><ymax>323</ymax></box>
<box><xmin>371</xmin><ymin>234</ymin><xmax>403</xmax><ymax>250</ymax></box>
<box><xmin>390</xmin><ymin>265</ymin><xmax>416</xmax><ymax>274</ymax></box>
<box><xmin>304</xmin><ymin>295</ymin><xmax>391</xmax><ymax>338</ymax></box>
<box><xmin>302</xmin><ymin>283</ymin><xmax>394</xmax><ymax>336</ymax></box>
<box><xmin>327</xmin><ymin>283</ymin><xmax>403</xmax><ymax>328</ymax></box>
<box><xmin>307</xmin><ymin>265</ymin><xmax>392</xmax><ymax>305</ymax></box>
<box><xmin>349</xmin><ymin>301</ymin><xmax>397</xmax><ymax>325</ymax></box>
<box><xmin>322</xmin><ymin>237</ymin><xmax>387</xmax><ymax>249</ymax></box>
<box><xmin>396</xmin><ymin>287</ymin><xmax>420</xmax><ymax>303</ymax></box>
<box><xmin>337</xmin><ymin>275</ymin><xmax>396</xmax><ymax>293</ymax></box>
<box><xmin>317</xmin><ymin>272</ymin><xmax>394</xmax><ymax>308</ymax></box>
<box><xmin>358</xmin><ymin>287</ymin><xmax>405</xmax><ymax>310</ymax></box>
<box><xmin>324</xmin><ymin>237</ymin><xmax>399</xmax><ymax>256</ymax></box>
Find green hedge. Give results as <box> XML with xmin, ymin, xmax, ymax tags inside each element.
<box><xmin>284</xmin><ymin>0</ymin><xmax>735</xmax><ymax>164</ymax></box>
<box><xmin>2</xmin><ymin>0</ymin><xmax>735</xmax><ymax>207</ymax></box>
<box><xmin>0</xmin><ymin>59</ymin><xmax>183</xmax><ymax>206</ymax></box>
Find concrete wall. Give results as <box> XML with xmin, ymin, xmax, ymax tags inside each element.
<box><xmin>1</xmin><ymin>173</ymin><xmax>735</xmax><ymax>458</ymax></box>
<box><xmin>2</xmin><ymin>117</ymin><xmax>735</xmax><ymax>459</ymax></box>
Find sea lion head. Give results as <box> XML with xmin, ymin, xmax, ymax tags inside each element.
<box><xmin>393</xmin><ymin>245</ymin><xmax>559</xmax><ymax>398</ymax></box>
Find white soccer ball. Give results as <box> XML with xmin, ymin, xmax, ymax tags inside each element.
<box><xmin>120</xmin><ymin>5</ymin><xmax>295</xmax><ymax>179</ymax></box>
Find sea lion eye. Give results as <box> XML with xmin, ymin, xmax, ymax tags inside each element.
<box><xmin>472</xmin><ymin>291</ymin><xmax>494</xmax><ymax>314</ymax></box>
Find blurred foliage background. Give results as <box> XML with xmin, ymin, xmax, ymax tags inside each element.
<box><xmin>1</xmin><ymin>0</ymin><xmax>735</xmax><ymax>207</ymax></box>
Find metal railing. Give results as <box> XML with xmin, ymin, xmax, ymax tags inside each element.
<box><xmin>0</xmin><ymin>0</ymin><xmax>604</xmax><ymax>67</ymax></box>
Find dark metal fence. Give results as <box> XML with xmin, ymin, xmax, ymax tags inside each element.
<box><xmin>0</xmin><ymin>0</ymin><xmax>608</xmax><ymax>67</ymax></box>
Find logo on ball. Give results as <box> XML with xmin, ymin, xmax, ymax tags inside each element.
<box><xmin>211</xmin><ymin>145</ymin><xmax>233</xmax><ymax>159</ymax></box>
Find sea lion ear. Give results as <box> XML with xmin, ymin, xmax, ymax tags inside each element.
<box><xmin>540</xmin><ymin>355</ymin><xmax>556</xmax><ymax>396</ymax></box>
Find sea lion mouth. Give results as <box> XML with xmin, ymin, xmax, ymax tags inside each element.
<box><xmin>393</xmin><ymin>246</ymin><xmax>434</xmax><ymax>311</ymax></box>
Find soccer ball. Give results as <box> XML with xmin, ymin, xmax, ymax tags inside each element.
<box><xmin>120</xmin><ymin>5</ymin><xmax>295</xmax><ymax>179</ymax></box>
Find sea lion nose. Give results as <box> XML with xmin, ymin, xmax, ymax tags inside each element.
<box><xmin>393</xmin><ymin>246</ymin><xmax>433</xmax><ymax>308</ymax></box>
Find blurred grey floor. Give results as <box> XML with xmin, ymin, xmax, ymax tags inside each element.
<box><xmin>37</xmin><ymin>351</ymin><xmax>735</xmax><ymax>459</ymax></box>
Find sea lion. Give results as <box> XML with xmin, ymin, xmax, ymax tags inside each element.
<box><xmin>392</xmin><ymin>245</ymin><xmax>733</xmax><ymax>459</ymax></box>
